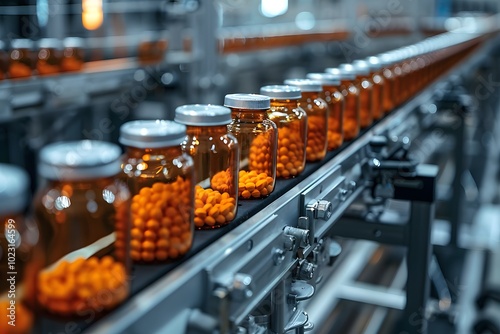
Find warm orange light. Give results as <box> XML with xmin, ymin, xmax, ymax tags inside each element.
<box><xmin>82</xmin><ymin>0</ymin><xmax>103</xmax><ymax>31</ymax></box>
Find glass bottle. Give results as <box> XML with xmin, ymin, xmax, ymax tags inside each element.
<box><xmin>138</xmin><ymin>32</ymin><xmax>168</xmax><ymax>65</ymax></box>
<box><xmin>175</xmin><ymin>105</ymin><xmax>239</xmax><ymax>229</ymax></box>
<box><xmin>37</xmin><ymin>38</ymin><xmax>63</xmax><ymax>76</ymax></box>
<box><xmin>378</xmin><ymin>54</ymin><xmax>396</xmax><ymax>114</ymax></box>
<box><xmin>0</xmin><ymin>164</ymin><xmax>37</xmax><ymax>334</ymax></box>
<box><xmin>389</xmin><ymin>54</ymin><xmax>404</xmax><ymax>107</ymax></box>
<box><xmin>34</xmin><ymin>140</ymin><xmax>131</xmax><ymax>319</ymax></box>
<box><xmin>284</xmin><ymin>79</ymin><xmax>329</xmax><ymax>161</ymax></box>
<box><xmin>224</xmin><ymin>94</ymin><xmax>277</xmax><ymax>199</ymax></box>
<box><xmin>9</xmin><ymin>39</ymin><xmax>34</xmax><ymax>79</ymax></box>
<box><xmin>325</xmin><ymin>68</ymin><xmax>360</xmax><ymax>140</ymax></box>
<box><xmin>340</xmin><ymin>63</ymin><xmax>373</xmax><ymax>128</ymax></box>
<box><xmin>306</xmin><ymin>73</ymin><xmax>344</xmax><ymax>150</ymax></box>
<box><xmin>260</xmin><ymin>85</ymin><xmax>308</xmax><ymax>178</ymax></box>
<box><xmin>120</xmin><ymin>120</ymin><xmax>194</xmax><ymax>262</ymax></box>
<box><xmin>62</xmin><ymin>38</ymin><xmax>85</xmax><ymax>72</ymax></box>
<box><xmin>365</xmin><ymin>56</ymin><xmax>385</xmax><ymax>121</ymax></box>
<box><xmin>0</xmin><ymin>41</ymin><xmax>6</xmax><ymax>80</ymax></box>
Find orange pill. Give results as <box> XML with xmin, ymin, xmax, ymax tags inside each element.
<box><xmin>205</xmin><ymin>216</ymin><xmax>216</xmax><ymax>226</ymax></box>
<box><xmin>131</xmin><ymin>239</ymin><xmax>142</xmax><ymax>251</ymax></box>
<box><xmin>146</xmin><ymin>219</ymin><xmax>160</xmax><ymax>231</ymax></box>
<box><xmin>156</xmin><ymin>239</ymin><xmax>169</xmax><ymax>249</ymax></box>
<box><xmin>141</xmin><ymin>251</ymin><xmax>155</xmax><ymax>262</ymax></box>
<box><xmin>156</xmin><ymin>229</ymin><xmax>169</xmax><ymax>241</ymax></box>
<box><xmin>241</xmin><ymin>190</ymin><xmax>251</xmax><ymax>199</ymax></box>
<box><xmin>144</xmin><ymin>230</ymin><xmax>157</xmax><ymax>241</ymax></box>
<box><xmin>251</xmin><ymin>189</ymin><xmax>261</xmax><ymax>198</ymax></box>
<box><xmin>170</xmin><ymin>225</ymin><xmax>182</xmax><ymax>236</ymax></box>
<box><xmin>194</xmin><ymin>217</ymin><xmax>204</xmax><ymax>227</ymax></box>
<box><xmin>156</xmin><ymin>250</ymin><xmax>169</xmax><ymax>261</ymax></box>
<box><xmin>142</xmin><ymin>240</ymin><xmax>155</xmax><ymax>252</ymax></box>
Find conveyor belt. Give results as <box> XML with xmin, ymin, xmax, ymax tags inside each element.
<box><xmin>37</xmin><ymin>31</ymin><xmax>498</xmax><ymax>334</ymax></box>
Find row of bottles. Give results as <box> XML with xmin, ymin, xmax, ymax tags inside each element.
<box><xmin>0</xmin><ymin>32</ymin><xmax>484</xmax><ymax>331</ymax></box>
<box><xmin>0</xmin><ymin>39</ymin><xmax>85</xmax><ymax>80</ymax></box>
<box><xmin>0</xmin><ymin>36</ymin><xmax>167</xmax><ymax>80</ymax></box>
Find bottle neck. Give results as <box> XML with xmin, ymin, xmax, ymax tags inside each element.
<box><xmin>269</xmin><ymin>98</ymin><xmax>300</xmax><ymax>109</ymax></box>
<box><xmin>300</xmin><ymin>91</ymin><xmax>321</xmax><ymax>101</ymax></box>
<box><xmin>185</xmin><ymin>125</ymin><xmax>228</xmax><ymax>136</ymax></box>
<box><xmin>230</xmin><ymin>108</ymin><xmax>269</xmax><ymax>121</ymax></box>
<box><xmin>45</xmin><ymin>175</ymin><xmax>116</xmax><ymax>190</ymax></box>
<box><xmin>125</xmin><ymin>145</ymin><xmax>182</xmax><ymax>161</ymax></box>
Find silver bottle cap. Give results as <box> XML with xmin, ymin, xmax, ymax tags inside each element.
<box><xmin>224</xmin><ymin>94</ymin><xmax>271</xmax><ymax>109</ymax></box>
<box><xmin>175</xmin><ymin>104</ymin><xmax>232</xmax><ymax>126</ymax></box>
<box><xmin>260</xmin><ymin>85</ymin><xmax>301</xmax><ymax>99</ymax></box>
<box><xmin>120</xmin><ymin>120</ymin><xmax>186</xmax><ymax>149</ymax></box>
<box><xmin>39</xmin><ymin>140</ymin><xmax>122</xmax><ymax>181</ymax></box>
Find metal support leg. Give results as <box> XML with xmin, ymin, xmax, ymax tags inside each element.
<box><xmin>450</xmin><ymin>115</ymin><xmax>465</xmax><ymax>246</ymax></box>
<box><xmin>402</xmin><ymin>201</ymin><xmax>434</xmax><ymax>334</ymax></box>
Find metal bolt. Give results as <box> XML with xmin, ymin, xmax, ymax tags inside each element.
<box><xmin>284</xmin><ymin>235</ymin><xmax>296</xmax><ymax>251</ymax></box>
<box><xmin>273</xmin><ymin>248</ymin><xmax>286</xmax><ymax>266</ymax></box>
<box><xmin>232</xmin><ymin>274</ymin><xmax>253</xmax><ymax>300</ymax></box>
<box><xmin>339</xmin><ymin>188</ymin><xmax>348</xmax><ymax>201</ymax></box>
<box><xmin>297</xmin><ymin>261</ymin><xmax>315</xmax><ymax>281</ymax></box>
<box><xmin>316</xmin><ymin>200</ymin><xmax>332</xmax><ymax>220</ymax></box>
<box><xmin>348</xmin><ymin>180</ymin><xmax>357</xmax><ymax>191</ymax></box>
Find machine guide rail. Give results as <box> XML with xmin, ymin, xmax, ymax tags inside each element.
<box><xmin>69</xmin><ymin>36</ymin><xmax>495</xmax><ymax>334</ymax></box>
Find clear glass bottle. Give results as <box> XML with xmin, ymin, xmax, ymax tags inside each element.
<box><xmin>120</xmin><ymin>120</ymin><xmax>194</xmax><ymax>262</ymax></box>
<box><xmin>9</xmin><ymin>39</ymin><xmax>34</xmax><ymax>79</ymax></box>
<box><xmin>224</xmin><ymin>94</ymin><xmax>277</xmax><ymax>199</ymax></box>
<box><xmin>306</xmin><ymin>73</ymin><xmax>344</xmax><ymax>150</ymax></box>
<box><xmin>365</xmin><ymin>56</ymin><xmax>385</xmax><ymax>121</ymax></box>
<box><xmin>37</xmin><ymin>38</ymin><xmax>63</xmax><ymax>76</ymax></box>
<box><xmin>61</xmin><ymin>38</ymin><xmax>85</xmax><ymax>72</ymax></box>
<box><xmin>284</xmin><ymin>79</ymin><xmax>329</xmax><ymax>161</ymax></box>
<box><xmin>34</xmin><ymin>140</ymin><xmax>131</xmax><ymax>319</ymax></box>
<box><xmin>325</xmin><ymin>68</ymin><xmax>360</xmax><ymax>140</ymax></box>
<box><xmin>260</xmin><ymin>85</ymin><xmax>308</xmax><ymax>178</ymax></box>
<box><xmin>175</xmin><ymin>105</ymin><xmax>239</xmax><ymax>229</ymax></box>
<box><xmin>0</xmin><ymin>164</ymin><xmax>37</xmax><ymax>334</ymax></box>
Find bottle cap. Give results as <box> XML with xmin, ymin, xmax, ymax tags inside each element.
<box><xmin>175</xmin><ymin>104</ymin><xmax>232</xmax><ymax>126</ymax></box>
<box><xmin>39</xmin><ymin>140</ymin><xmax>122</xmax><ymax>181</ymax></box>
<box><xmin>260</xmin><ymin>85</ymin><xmax>302</xmax><ymax>99</ymax></box>
<box><xmin>224</xmin><ymin>93</ymin><xmax>271</xmax><ymax>110</ymax></box>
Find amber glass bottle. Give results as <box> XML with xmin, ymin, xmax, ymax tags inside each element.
<box><xmin>120</xmin><ymin>120</ymin><xmax>194</xmax><ymax>262</ymax></box>
<box><xmin>225</xmin><ymin>94</ymin><xmax>277</xmax><ymax>199</ymax></box>
<box><xmin>9</xmin><ymin>39</ymin><xmax>34</xmax><ymax>79</ymax></box>
<box><xmin>284</xmin><ymin>79</ymin><xmax>329</xmax><ymax>161</ymax></box>
<box><xmin>0</xmin><ymin>164</ymin><xmax>36</xmax><ymax>333</ymax></box>
<box><xmin>306</xmin><ymin>73</ymin><xmax>344</xmax><ymax>150</ymax></box>
<box><xmin>261</xmin><ymin>85</ymin><xmax>308</xmax><ymax>178</ymax></box>
<box><xmin>325</xmin><ymin>68</ymin><xmax>360</xmax><ymax>140</ymax></box>
<box><xmin>365</xmin><ymin>56</ymin><xmax>386</xmax><ymax>121</ymax></box>
<box><xmin>37</xmin><ymin>39</ymin><xmax>63</xmax><ymax>75</ymax></box>
<box><xmin>340</xmin><ymin>63</ymin><xmax>373</xmax><ymax>128</ymax></box>
<box><xmin>378</xmin><ymin>54</ymin><xmax>396</xmax><ymax>114</ymax></box>
<box><xmin>175</xmin><ymin>104</ymin><xmax>239</xmax><ymax>229</ymax></box>
<box><xmin>62</xmin><ymin>38</ymin><xmax>85</xmax><ymax>72</ymax></box>
<box><xmin>34</xmin><ymin>140</ymin><xmax>131</xmax><ymax>319</ymax></box>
